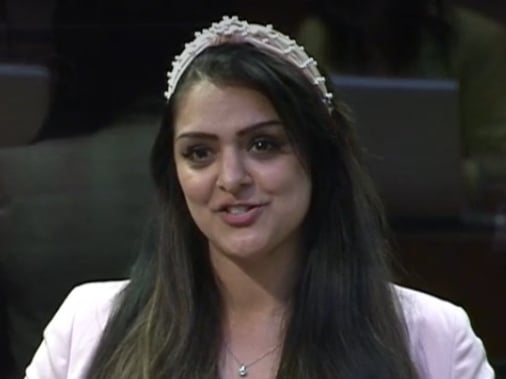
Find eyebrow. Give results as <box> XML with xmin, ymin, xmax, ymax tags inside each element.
<box><xmin>175</xmin><ymin>120</ymin><xmax>283</xmax><ymax>141</ymax></box>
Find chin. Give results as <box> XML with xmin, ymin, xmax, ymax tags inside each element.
<box><xmin>225</xmin><ymin>244</ymin><xmax>270</xmax><ymax>261</ymax></box>
<box><xmin>213</xmin><ymin>236</ymin><xmax>272</xmax><ymax>261</ymax></box>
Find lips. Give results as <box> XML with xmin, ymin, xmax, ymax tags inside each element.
<box><xmin>224</xmin><ymin>205</ymin><xmax>255</xmax><ymax>214</ymax></box>
<box><xmin>217</xmin><ymin>203</ymin><xmax>265</xmax><ymax>227</ymax></box>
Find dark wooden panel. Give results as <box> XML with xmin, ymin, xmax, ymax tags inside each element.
<box><xmin>394</xmin><ymin>230</ymin><xmax>506</xmax><ymax>363</ymax></box>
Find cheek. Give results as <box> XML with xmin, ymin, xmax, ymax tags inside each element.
<box><xmin>258</xmin><ymin>159</ymin><xmax>311</xmax><ymax>199</ymax></box>
<box><xmin>287</xmin><ymin>172</ymin><xmax>312</xmax><ymax>210</ymax></box>
<box><xmin>285</xmin><ymin>170</ymin><xmax>311</xmax><ymax>215</ymax></box>
<box><xmin>176</xmin><ymin>167</ymin><xmax>214</xmax><ymax>205</ymax></box>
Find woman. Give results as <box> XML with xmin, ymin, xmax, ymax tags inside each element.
<box><xmin>25</xmin><ymin>16</ymin><xmax>494</xmax><ymax>379</ymax></box>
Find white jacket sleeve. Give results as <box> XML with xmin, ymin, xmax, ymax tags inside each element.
<box><xmin>24</xmin><ymin>287</ymin><xmax>78</xmax><ymax>379</ymax></box>
<box><xmin>24</xmin><ymin>281</ymin><xmax>126</xmax><ymax>379</ymax></box>
<box><xmin>451</xmin><ymin>306</ymin><xmax>495</xmax><ymax>379</ymax></box>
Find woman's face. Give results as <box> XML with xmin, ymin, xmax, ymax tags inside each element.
<box><xmin>173</xmin><ymin>81</ymin><xmax>311</xmax><ymax>263</ymax></box>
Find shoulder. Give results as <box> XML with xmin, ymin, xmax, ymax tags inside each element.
<box><xmin>396</xmin><ymin>285</ymin><xmax>464</xmax><ymax>331</ymax></box>
<box><xmin>52</xmin><ymin>280</ymin><xmax>127</xmax><ymax>333</ymax></box>
<box><xmin>25</xmin><ymin>280</ymin><xmax>128</xmax><ymax>379</ymax></box>
<box><xmin>64</xmin><ymin>280</ymin><xmax>128</xmax><ymax>311</ymax></box>
<box><xmin>452</xmin><ymin>7</ymin><xmax>506</xmax><ymax>66</ymax></box>
<box><xmin>395</xmin><ymin>286</ymin><xmax>495</xmax><ymax>379</ymax></box>
<box><xmin>295</xmin><ymin>16</ymin><xmax>332</xmax><ymax>68</ymax></box>
<box><xmin>296</xmin><ymin>16</ymin><xmax>328</xmax><ymax>40</ymax></box>
<box><xmin>454</xmin><ymin>7</ymin><xmax>506</xmax><ymax>41</ymax></box>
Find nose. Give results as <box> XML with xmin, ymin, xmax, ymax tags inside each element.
<box><xmin>216</xmin><ymin>147</ymin><xmax>252</xmax><ymax>194</ymax></box>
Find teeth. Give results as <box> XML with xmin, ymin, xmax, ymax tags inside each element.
<box><xmin>226</xmin><ymin>206</ymin><xmax>250</xmax><ymax>214</ymax></box>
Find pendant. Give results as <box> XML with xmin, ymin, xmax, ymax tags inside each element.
<box><xmin>238</xmin><ymin>364</ymin><xmax>248</xmax><ymax>377</ymax></box>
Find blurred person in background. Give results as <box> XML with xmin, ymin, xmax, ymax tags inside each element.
<box><xmin>296</xmin><ymin>0</ymin><xmax>506</xmax><ymax>204</ymax></box>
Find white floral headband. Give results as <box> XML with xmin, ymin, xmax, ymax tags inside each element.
<box><xmin>164</xmin><ymin>15</ymin><xmax>334</xmax><ymax>111</ymax></box>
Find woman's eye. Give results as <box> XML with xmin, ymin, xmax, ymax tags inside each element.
<box><xmin>182</xmin><ymin>146</ymin><xmax>214</xmax><ymax>164</ymax></box>
<box><xmin>250</xmin><ymin>137</ymin><xmax>279</xmax><ymax>153</ymax></box>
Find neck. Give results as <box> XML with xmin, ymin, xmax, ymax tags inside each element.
<box><xmin>210</xmin><ymin>246</ymin><xmax>299</xmax><ymax>318</ymax></box>
<box><xmin>210</xmin><ymin>245</ymin><xmax>298</xmax><ymax>379</ymax></box>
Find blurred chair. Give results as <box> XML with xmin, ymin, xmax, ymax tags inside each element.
<box><xmin>331</xmin><ymin>75</ymin><xmax>464</xmax><ymax>223</ymax></box>
<box><xmin>0</xmin><ymin>115</ymin><xmax>158</xmax><ymax>378</ymax></box>
<box><xmin>0</xmin><ymin>64</ymin><xmax>50</xmax><ymax>146</ymax></box>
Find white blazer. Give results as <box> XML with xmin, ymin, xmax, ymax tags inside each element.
<box><xmin>24</xmin><ymin>281</ymin><xmax>495</xmax><ymax>379</ymax></box>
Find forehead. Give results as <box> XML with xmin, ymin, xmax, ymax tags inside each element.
<box><xmin>173</xmin><ymin>81</ymin><xmax>281</xmax><ymax>135</ymax></box>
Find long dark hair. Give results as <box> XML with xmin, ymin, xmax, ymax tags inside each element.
<box><xmin>86</xmin><ymin>43</ymin><xmax>420</xmax><ymax>378</ymax></box>
<box><xmin>307</xmin><ymin>0</ymin><xmax>454</xmax><ymax>75</ymax></box>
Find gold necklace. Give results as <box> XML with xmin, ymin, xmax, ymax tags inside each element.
<box><xmin>226</xmin><ymin>343</ymin><xmax>281</xmax><ymax>377</ymax></box>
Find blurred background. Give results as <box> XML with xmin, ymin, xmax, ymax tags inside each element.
<box><xmin>0</xmin><ymin>0</ymin><xmax>504</xmax><ymax>378</ymax></box>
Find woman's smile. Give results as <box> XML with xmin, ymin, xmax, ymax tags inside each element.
<box><xmin>217</xmin><ymin>202</ymin><xmax>267</xmax><ymax>227</ymax></box>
